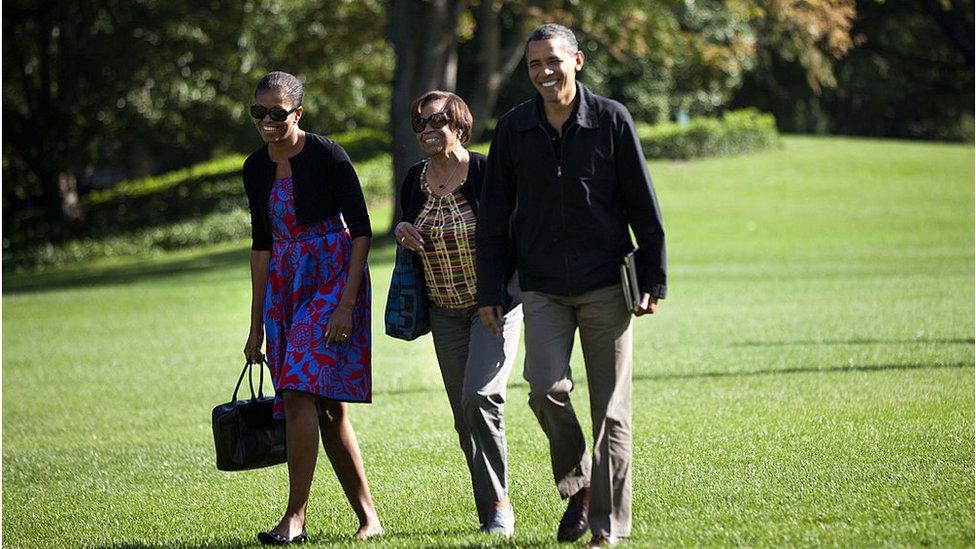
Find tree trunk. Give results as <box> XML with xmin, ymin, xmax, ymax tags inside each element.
<box><xmin>37</xmin><ymin>169</ymin><xmax>84</xmax><ymax>224</ymax></box>
<box><xmin>128</xmin><ymin>141</ymin><xmax>157</xmax><ymax>180</ymax></box>
<box><xmin>465</xmin><ymin>1</ymin><xmax>530</xmax><ymax>142</ymax></box>
<box><xmin>387</xmin><ymin>0</ymin><xmax>468</xmax><ymax>232</ymax></box>
<box><xmin>57</xmin><ymin>171</ymin><xmax>84</xmax><ymax>223</ymax></box>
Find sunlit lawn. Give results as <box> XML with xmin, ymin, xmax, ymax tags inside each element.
<box><xmin>3</xmin><ymin>136</ymin><xmax>973</xmax><ymax>547</ymax></box>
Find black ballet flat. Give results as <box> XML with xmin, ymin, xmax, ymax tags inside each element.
<box><xmin>257</xmin><ymin>529</ymin><xmax>308</xmax><ymax>545</ymax></box>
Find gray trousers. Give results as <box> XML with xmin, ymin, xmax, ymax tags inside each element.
<box><xmin>429</xmin><ymin>302</ymin><xmax>522</xmax><ymax>526</ymax></box>
<box><xmin>522</xmin><ymin>284</ymin><xmax>634</xmax><ymax>538</ymax></box>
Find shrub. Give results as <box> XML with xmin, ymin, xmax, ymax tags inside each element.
<box><xmin>329</xmin><ymin>128</ymin><xmax>391</xmax><ymax>162</ymax></box>
<box><xmin>4</xmin><ymin>209</ymin><xmax>253</xmax><ymax>272</ymax></box>
<box><xmin>3</xmin><ymin>159</ymin><xmax>246</xmax><ymax>255</ymax></box>
<box><xmin>3</xmin><ymin>146</ymin><xmax>397</xmax><ymax>271</ymax></box>
<box><xmin>637</xmin><ymin>109</ymin><xmax>779</xmax><ymax>160</ymax></box>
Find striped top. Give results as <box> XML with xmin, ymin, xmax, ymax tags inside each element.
<box><xmin>414</xmin><ymin>161</ymin><xmax>478</xmax><ymax>309</ymax></box>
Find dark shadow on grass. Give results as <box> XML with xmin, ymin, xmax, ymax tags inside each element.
<box><xmin>4</xmin><ymin>246</ymin><xmax>251</xmax><ymax>295</ymax></box>
<box><xmin>379</xmin><ymin>362</ymin><xmax>973</xmax><ymax>396</ymax></box>
<box><xmin>733</xmin><ymin>337</ymin><xmax>975</xmax><ymax>347</ymax></box>
<box><xmin>367</xmin><ymin>529</ymin><xmax>557</xmax><ymax>548</ymax></box>
<box><xmin>93</xmin><ymin>541</ymin><xmax>253</xmax><ymax>549</ymax></box>
<box><xmin>374</xmin><ymin>379</ymin><xmax>529</xmax><ymax>397</ymax></box>
<box><xmin>92</xmin><ymin>529</ymin><xmax>558</xmax><ymax>548</ymax></box>
<box><xmin>633</xmin><ymin>361</ymin><xmax>974</xmax><ymax>383</ymax></box>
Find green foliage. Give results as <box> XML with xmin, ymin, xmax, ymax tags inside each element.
<box><xmin>329</xmin><ymin>128</ymin><xmax>392</xmax><ymax>163</ymax></box>
<box><xmin>637</xmin><ymin>109</ymin><xmax>779</xmax><ymax>159</ymax></box>
<box><xmin>4</xmin><ymin>128</ymin><xmax>393</xmax><ymax>272</ymax></box>
<box><xmin>3</xmin><ymin>137</ymin><xmax>973</xmax><ymax>547</ymax></box>
<box><xmin>3</xmin><ymin>107</ymin><xmax>773</xmax><ymax>271</ymax></box>
<box><xmin>87</xmin><ymin>156</ymin><xmax>247</xmax><ymax>204</ymax></box>
<box><xmin>2</xmin><ymin>0</ymin><xmax>394</xmax><ymax>216</ymax></box>
<box><xmin>732</xmin><ymin>0</ymin><xmax>972</xmax><ymax>141</ymax></box>
<box><xmin>7</xmin><ymin>209</ymin><xmax>252</xmax><ymax>271</ymax></box>
<box><xmin>5</xmin><ymin>159</ymin><xmax>244</xmax><ymax>260</ymax></box>
<box><xmin>493</xmin><ymin>0</ymin><xmax>854</xmax><ymax>124</ymax></box>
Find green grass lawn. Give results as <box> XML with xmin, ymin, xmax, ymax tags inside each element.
<box><xmin>3</xmin><ymin>136</ymin><xmax>973</xmax><ymax>547</ymax></box>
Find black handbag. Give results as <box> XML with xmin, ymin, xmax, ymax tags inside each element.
<box><xmin>212</xmin><ymin>360</ymin><xmax>287</xmax><ymax>471</ymax></box>
<box><xmin>384</xmin><ymin>245</ymin><xmax>431</xmax><ymax>340</ymax></box>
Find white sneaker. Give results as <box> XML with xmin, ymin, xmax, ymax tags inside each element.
<box><xmin>482</xmin><ymin>506</ymin><xmax>515</xmax><ymax>537</ymax></box>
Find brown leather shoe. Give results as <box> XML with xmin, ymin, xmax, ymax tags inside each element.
<box><xmin>556</xmin><ymin>486</ymin><xmax>590</xmax><ymax>542</ymax></box>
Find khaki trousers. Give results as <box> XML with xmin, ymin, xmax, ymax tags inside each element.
<box><xmin>522</xmin><ymin>284</ymin><xmax>633</xmax><ymax>538</ymax></box>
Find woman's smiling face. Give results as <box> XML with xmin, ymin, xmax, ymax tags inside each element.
<box><xmin>252</xmin><ymin>89</ymin><xmax>302</xmax><ymax>144</ymax></box>
<box><xmin>415</xmin><ymin>98</ymin><xmax>458</xmax><ymax>157</ymax></box>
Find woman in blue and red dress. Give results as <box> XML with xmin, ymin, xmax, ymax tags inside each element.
<box><xmin>242</xmin><ymin>71</ymin><xmax>382</xmax><ymax>545</ymax></box>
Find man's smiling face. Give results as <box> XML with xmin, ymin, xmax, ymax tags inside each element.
<box><xmin>526</xmin><ymin>36</ymin><xmax>584</xmax><ymax>106</ymax></box>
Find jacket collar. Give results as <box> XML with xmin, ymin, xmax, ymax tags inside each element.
<box><xmin>515</xmin><ymin>81</ymin><xmax>599</xmax><ymax>132</ymax></box>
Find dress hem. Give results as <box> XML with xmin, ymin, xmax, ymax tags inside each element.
<box><xmin>275</xmin><ymin>386</ymin><xmax>372</xmax><ymax>405</ymax></box>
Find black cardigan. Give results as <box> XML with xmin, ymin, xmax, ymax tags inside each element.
<box><xmin>243</xmin><ymin>132</ymin><xmax>372</xmax><ymax>251</ymax></box>
<box><xmin>397</xmin><ymin>152</ymin><xmax>518</xmax><ymax>310</ymax></box>
<box><xmin>399</xmin><ymin>153</ymin><xmax>487</xmax><ymax>223</ymax></box>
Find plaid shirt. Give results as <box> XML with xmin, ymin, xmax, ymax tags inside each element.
<box><xmin>415</xmin><ymin>162</ymin><xmax>479</xmax><ymax>309</ymax></box>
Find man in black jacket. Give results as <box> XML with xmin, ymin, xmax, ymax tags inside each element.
<box><xmin>476</xmin><ymin>24</ymin><xmax>667</xmax><ymax>547</ymax></box>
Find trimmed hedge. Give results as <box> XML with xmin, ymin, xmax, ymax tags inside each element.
<box><xmin>637</xmin><ymin>109</ymin><xmax>779</xmax><ymax>160</ymax></box>
<box><xmin>4</xmin><ymin>129</ymin><xmax>393</xmax><ymax>272</ymax></box>
<box><xmin>5</xmin><ymin>113</ymin><xmax>779</xmax><ymax>271</ymax></box>
<box><xmin>332</xmin><ymin>128</ymin><xmax>391</xmax><ymax>162</ymax></box>
<box><xmin>4</xmin><ymin>209</ymin><xmax>252</xmax><ymax>271</ymax></box>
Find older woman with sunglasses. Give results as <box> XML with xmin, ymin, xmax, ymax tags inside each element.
<box><xmin>242</xmin><ymin>71</ymin><xmax>383</xmax><ymax>544</ymax></box>
<box><xmin>394</xmin><ymin>91</ymin><xmax>522</xmax><ymax>537</ymax></box>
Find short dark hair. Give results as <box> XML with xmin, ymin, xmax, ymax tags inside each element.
<box><xmin>525</xmin><ymin>24</ymin><xmax>579</xmax><ymax>57</ymax></box>
<box><xmin>254</xmin><ymin>71</ymin><xmax>304</xmax><ymax>108</ymax></box>
<box><xmin>409</xmin><ymin>90</ymin><xmax>474</xmax><ymax>146</ymax></box>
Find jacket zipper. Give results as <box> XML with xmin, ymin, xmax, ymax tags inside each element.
<box><xmin>540</xmin><ymin>122</ymin><xmax>572</xmax><ymax>280</ymax></box>
<box><xmin>560</xmin><ymin>126</ymin><xmax>572</xmax><ymax>277</ymax></box>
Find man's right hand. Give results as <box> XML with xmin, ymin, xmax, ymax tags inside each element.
<box><xmin>478</xmin><ymin>306</ymin><xmax>505</xmax><ymax>338</ymax></box>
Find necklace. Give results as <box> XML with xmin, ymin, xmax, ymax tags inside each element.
<box><xmin>430</xmin><ymin>156</ymin><xmax>462</xmax><ymax>190</ymax></box>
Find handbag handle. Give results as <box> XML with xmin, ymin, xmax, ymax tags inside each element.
<box><xmin>231</xmin><ymin>359</ymin><xmax>269</xmax><ymax>402</ymax></box>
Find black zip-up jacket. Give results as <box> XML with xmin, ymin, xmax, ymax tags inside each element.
<box><xmin>476</xmin><ymin>82</ymin><xmax>667</xmax><ymax>306</ymax></box>
<box><xmin>398</xmin><ymin>152</ymin><xmax>518</xmax><ymax>311</ymax></box>
<box><xmin>243</xmin><ymin>132</ymin><xmax>372</xmax><ymax>251</ymax></box>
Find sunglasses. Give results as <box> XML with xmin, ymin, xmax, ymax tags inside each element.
<box><xmin>411</xmin><ymin>111</ymin><xmax>451</xmax><ymax>133</ymax></box>
<box><xmin>250</xmin><ymin>104</ymin><xmax>299</xmax><ymax>122</ymax></box>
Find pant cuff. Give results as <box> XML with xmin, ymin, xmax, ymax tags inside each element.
<box><xmin>556</xmin><ymin>475</ymin><xmax>589</xmax><ymax>499</ymax></box>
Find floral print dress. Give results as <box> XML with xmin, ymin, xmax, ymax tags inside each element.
<box><xmin>264</xmin><ymin>176</ymin><xmax>371</xmax><ymax>419</ymax></box>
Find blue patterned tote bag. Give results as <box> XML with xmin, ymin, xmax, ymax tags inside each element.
<box><xmin>385</xmin><ymin>245</ymin><xmax>430</xmax><ymax>340</ymax></box>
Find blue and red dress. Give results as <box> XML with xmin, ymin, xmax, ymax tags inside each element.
<box><xmin>263</xmin><ymin>176</ymin><xmax>371</xmax><ymax>418</ymax></box>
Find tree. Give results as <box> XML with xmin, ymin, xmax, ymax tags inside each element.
<box><xmin>457</xmin><ymin>1</ymin><xmax>537</xmax><ymax>137</ymax></box>
<box><xmin>387</xmin><ymin>0</ymin><xmax>857</xmax><ymax>227</ymax></box>
<box><xmin>2</xmin><ymin>0</ymin><xmax>252</xmax><ymax>223</ymax></box>
<box><xmin>387</xmin><ymin>0</ymin><xmax>468</xmax><ymax>225</ymax></box>
<box><xmin>4</xmin><ymin>0</ymin><xmax>134</xmax><ymax>222</ymax></box>
<box><xmin>3</xmin><ymin>0</ymin><xmax>392</xmax><ymax>225</ymax></box>
<box><xmin>733</xmin><ymin>0</ymin><xmax>972</xmax><ymax>140</ymax></box>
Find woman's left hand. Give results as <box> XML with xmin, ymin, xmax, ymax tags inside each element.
<box><xmin>326</xmin><ymin>305</ymin><xmax>354</xmax><ymax>346</ymax></box>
